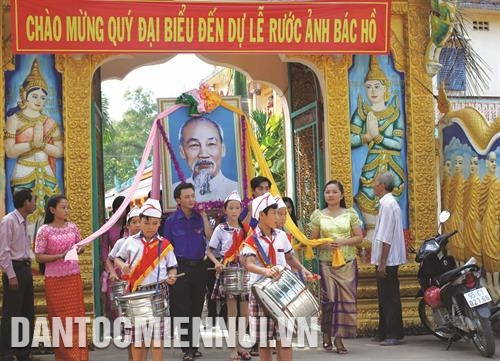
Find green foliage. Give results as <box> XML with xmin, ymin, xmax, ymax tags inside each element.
<box><xmin>103</xmin><ymin>87</ymin><xmax>156</xmax><ymax>190</ymax></box>
<box><xmin>250</xmin><ymin>109</ymin><xmax>286</xmax><ymax>194</ymax></box>
<box><xmin>101</xmin><ymin>94</ymin><xmax>114</xmax><ymax>143</ymax></box>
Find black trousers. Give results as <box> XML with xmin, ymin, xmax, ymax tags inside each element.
<box><xmin>169</xmin><ymin>259</ymin><xmax>208</xmax><ymax>354</ymax></box>
<box><xmin>376</xmin><ymin>265</ymin><xmax>404</xmax><ymax>340</ymax></box>
<box><xmin>1</xmin><ymin>262</ymin><xmax>34</xmax><ymax>361</ymax></box>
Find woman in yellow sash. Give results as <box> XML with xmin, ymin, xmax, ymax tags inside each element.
<box><xmin>310</xmin><ymin>181</ymin><xmax>363</xmax><ymax>354</ymax></box>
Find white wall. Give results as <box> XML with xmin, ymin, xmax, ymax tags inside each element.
<box><xmin>464</xmin><ymin>9</ymin><xmax>500</xmax><ymax>96</ymax></box>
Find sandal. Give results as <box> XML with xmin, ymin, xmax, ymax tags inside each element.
<box><xmin>238</xmin><ymin>351</ymin><xmax>252</xmax><ymax>360</ymax></box>
<box><xmin>322</xmin><ymin>333</ymin><xmax>333</xmax><ymax>351</ymax></box>
<box><xmin>334</xmin><ymin>338</ymin><xmax>348</xmax><ymax>354</ymax></box>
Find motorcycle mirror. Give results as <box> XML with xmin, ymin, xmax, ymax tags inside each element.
<box><xmin>439</xmin><ymin>210</ymin><xmax>450</xmax><ymax>224</ymax></box>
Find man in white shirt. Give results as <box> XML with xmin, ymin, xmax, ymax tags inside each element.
<box><xmin>370</xmin><ymin>171</ymin><xmax>406</xmax><ymax>346</ymax></box>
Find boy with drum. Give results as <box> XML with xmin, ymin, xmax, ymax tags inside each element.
<box><xmin>109</xmin><ymin>206</ymin><xmax>141</xmax><ymax>361</ymax></box>
<box><xmin>240</xmin><ymin>193</ymin><xmax>315</xmax><ymax>361</ymax></box>
<box><xmin>114</xmin><ymin>199</ymin><xmax>178</xmax><ymax>361</ymax></box>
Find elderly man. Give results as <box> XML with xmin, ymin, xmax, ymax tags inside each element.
<box><xmin>173</xmin><ymin>117</ymin><xmax>239</xmax><ymax>202</ymax></box>
<box><xmin>371</xmin><ymin>171</ymin><xmax>406</xmax><ymax>346</ymax></box>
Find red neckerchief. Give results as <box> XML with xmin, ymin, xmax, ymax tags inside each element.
<box><xmin>222</xmin><ymin>223</ymin><xmax>249</xmax><ymax>266</ymax></box>
<box><xmin>261</xmin><ymin>233</ymin><xmax>277</xmax><ymax>266</ymax></box>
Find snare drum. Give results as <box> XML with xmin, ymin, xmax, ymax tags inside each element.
<box><xmin>223</xmin><ymin>267</ymin><xmax>250</xmax><ymax>295</ymax></box>
<box><xmin>110</xmin><ymin>281</ymin><xmax>128</xmax><ymax>310</ymax></box>
<box><xmin>118</xmin><ymin>289</ymin><xmax>169</xmax><ymax>325</ymax></box>
<box><xmin>251</xmin><ymin>266</ymin><xmax>319</xmax><ymax>332</ymax></box>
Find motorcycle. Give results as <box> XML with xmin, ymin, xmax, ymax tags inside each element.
<box><xmin>415</xmin><ymin>211</ymin><xmax>496</xmax><ymax>358</ymax></box>
<box><xmin>491</xmin><ymin>304</ymin><xmax>500</xmax><ymax>337</ymax></box>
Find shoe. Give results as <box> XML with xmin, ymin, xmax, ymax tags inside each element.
<box><xmin>322</xmin><ymin>333</ymin><xmax>333</xmax><ymax>351</ymax></box>
<box><xmin>182</xmin><ymin>353</ymin><xmax>194</xmax><ymax>361</ymax></box>
<box><xmin>238</xmin><ymin>351</ymin><xmax>252</xmax><ymax>360</ymax></box>
<box><xmin>380</xmin><ymin>338</ymin><xmax>405</xmax><ymax>346</ymax></box>
<box><xmin>249</xmin><ymin>345</ymin><xmax>259</xmax><ymax>357</ymax></box>
<box><xmin>193</xmin><ymin>350</ymin><xmax>203</xmax><ymax>358</ymax></box>
<box><xmin>371</xmin><ymin>335</ymin><xmax>384</xmax><ymax>342</ymax></box>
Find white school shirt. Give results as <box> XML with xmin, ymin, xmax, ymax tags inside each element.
<box><xmin>109</xmin><ymin>231</ymin><xmax>140</xmax><ymax>260</ymax></box>
<box><xmin>208</xmin><ymin>223</ymin><xmax>241</xmax><ymax>257</ymax></box>
<box><xmin>371</xmin><ymin>193</ymin><xmax>407</xmax><ymax>266</ymax></box>
<box><xmin>240</xmin><ymin>227</ymin><xmax>293</xmax><ymax>285</ymax></box>
<box><xmin>115</xmin><ymin>233</ymin><xmax>178</xmax><ymax>286</ymax></box>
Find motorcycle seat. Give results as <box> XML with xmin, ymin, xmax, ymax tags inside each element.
<box><xmin>433</xmin><ymin>264</ymin><xmax>477</xmax><ymax>287</ymax></box>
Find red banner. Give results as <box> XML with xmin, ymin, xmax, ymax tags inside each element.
<box><xmin>11</xmin><ymin>0</ymin><xmax>391</xmax><ymax>54</ymax></box>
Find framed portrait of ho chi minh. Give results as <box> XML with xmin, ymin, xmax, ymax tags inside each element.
<box><xmin>158</xmin><ymin>96</ymin><xmax>244</xmax><ymax>211</ymax></box>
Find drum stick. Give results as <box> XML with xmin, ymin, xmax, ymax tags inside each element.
<box><xmin>207</xmin><ymin>267</ymin><xmax>216</xmax><ymax>271</ymax></box>
<box><xmin>173</xmin><ymin>273</ymin><xmax>186</xmax><ymax>278</ymax></box>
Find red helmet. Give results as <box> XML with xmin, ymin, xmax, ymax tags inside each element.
<box><xmin>424</xmin><ymin>286</ymin><xmax>442</xmax><ymax>308</ymax></box>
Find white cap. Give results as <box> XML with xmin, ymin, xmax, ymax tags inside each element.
<box><xmin>224</xmin><ymin>190</ymin><xmax>242</xmax><ymax>204</ymax></box>
<box><xmin>140</xmin><ymin>199</ymin><xmax>162</xmax><ymax>218</ymax></box>
<box><xmin>275</xmin><ymin>196</ymin><xmax>287</xmax><ymax>209</ymax></box>
<box><xmin>252</xmin><ymin>192</ymin><xmax>277</xmax><ymax>219</ymax></box>
<box><xmin>126</xmin><ymin>207</ymin><xmax>141</xmax><ymax>222</ymax></box>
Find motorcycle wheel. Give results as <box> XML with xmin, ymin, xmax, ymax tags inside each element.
<box><xmin>418</xmin><ymin>298</ymin><xmax>461</xmax><ymax>341</ymax></box>
<box><xmin>466</xmin><ymin>307</ymin><xmax>495</xmax><ymax>358</ymax></box>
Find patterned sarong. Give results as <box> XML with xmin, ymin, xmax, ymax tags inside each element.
<box><xmin>319</xmin><ymin>259</ymin><xmax>358</xmax><ymax>338</ymax></box>
<box><xmin>45</xmin><ymin>273</ymin><xmax>89</xmax><ymax>361</ymax></box>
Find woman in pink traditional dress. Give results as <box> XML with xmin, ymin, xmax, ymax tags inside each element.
<box><xmin>34</xmin><ymin>195</ymin><xmax>88</xmax><ymax>361</ymax></box>
<box><xmin>100</xmin><ymin>196</ymin><xmax>129</xmax><ymax>321</ymax></box>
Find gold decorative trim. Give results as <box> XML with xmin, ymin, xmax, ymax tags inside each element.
<box><xmin>392</xmin><ymin>2</ymin><xmax>409</xmax><ymax>15</ymax></box>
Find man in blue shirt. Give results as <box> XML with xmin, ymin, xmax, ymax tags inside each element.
<box><xmin>163</xmin><ymin>183</ymin><xmax>213</xmax><ymax>361</ymax></box>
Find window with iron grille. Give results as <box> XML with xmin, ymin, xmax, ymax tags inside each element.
<box><xmin>472</xmin><ymin>21</ymin><xmax>489</xmax><ymax>31</ymax></box>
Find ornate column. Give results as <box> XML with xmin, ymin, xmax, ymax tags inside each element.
<box><xmin>324</xmin><ymin>56</ymin><xmax>353</xmax><ymax>205</ymax></box>
<box><xmin>406</xmin><ymin>0</ymin><xmax>438</xmax><ymax>241</ymax></box>
<box><xmin>56</xmin><ymin>55</ymin><xmax>94</xmax><ymax>240</ymax></box>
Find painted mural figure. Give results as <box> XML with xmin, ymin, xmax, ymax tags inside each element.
<box><xmin>350</xmin><ymin>56</ymin><xmax>405</xmax><ymax>241</ymax></box>
<box><xmin>4</xmin><ymin>59</ymin><xmax>63</xmax><ymax>236</ymax></box>
<box><xmin>447</xmin><ymin>155</ymin><xmax>465</xmax><ymax>266</ymax></box>
<box><xmin>462</xmin><ymin>155</ymin><xmax>482</xmax><ymax>266</ymax></box>
<box><xmin>481</xmin><ymin>151</ymin><xmax>500</xmax><ymax>299</ymax></box>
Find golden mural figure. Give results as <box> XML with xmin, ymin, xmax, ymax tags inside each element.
<box><xmin>441</xmin><ymin>159</ymin><xmax>452</xmax><ymax>234</ymax></box>
<box><xmin>462</xmin><ymin>155</ymin><xmax>481</xmax><ymax>266</ymax></box>
<box><xmin>350</xmin><ymin>56</ymin><xmax>405</xmax><ymax>241</ymax></box>
<box><xmin>447</xmin><ymin>155</ymin><xmax>465</xmax><ymax>266</ymax></box>
<box><xmin>481</xmin><ymin>151</ymin><xmax>500</xmax><ymax>300</ymax></box>
<box><xmin>4</xmin><ymin>59</ymin><xmax>63</xmax><ymax>239</ymax></box>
